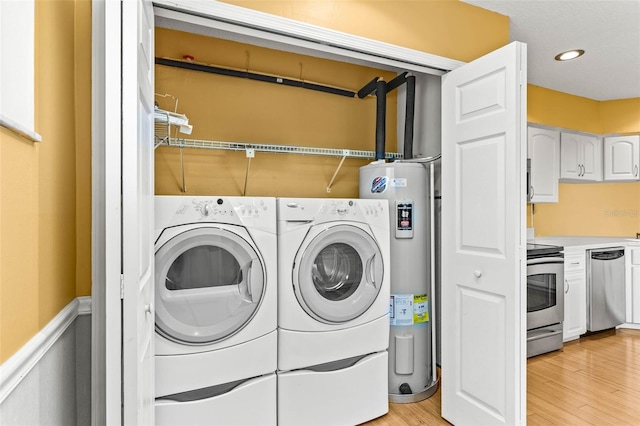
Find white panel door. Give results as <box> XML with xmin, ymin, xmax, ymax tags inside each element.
<box><xmin>122</xmin><ymin>0</ymin><xmax>155</xmax><ymax>424</ymax></box>
<box><xmin>441</xmin><ymin>42</ymin><xmax>526</xmax><ymax>426</ymax></box>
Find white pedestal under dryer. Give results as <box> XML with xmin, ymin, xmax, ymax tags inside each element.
<box><xmin>276</xmin><ymin>197</ymin><xmax>390</xmax><ymax>426</ymax></box>
<box><xmin>153</xmin><ymin>196</ymin><xmax>277</xmax><ymax>426</ymax></box>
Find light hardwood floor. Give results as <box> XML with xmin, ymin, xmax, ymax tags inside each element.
<box><xmin>365</xmin><ymin>329</ymin><xmax>640</xmax><ymax>425</ymax></box>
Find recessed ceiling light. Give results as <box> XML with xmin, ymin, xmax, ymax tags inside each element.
<box><xmin>554</xmin><ymin>50</ymin><xmax>585</xmax><ymax>61</ymax></box>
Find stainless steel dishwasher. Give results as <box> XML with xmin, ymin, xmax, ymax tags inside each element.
<box><xmin>587</xmin><ymin>247</ymin><xmax>626</xmax><ymax>332</ymax></box>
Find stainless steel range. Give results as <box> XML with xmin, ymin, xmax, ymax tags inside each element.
<box><xmin>526</xmin><ymin>243</ymin><xmax>564</xmax><ymax>358</ymax></box>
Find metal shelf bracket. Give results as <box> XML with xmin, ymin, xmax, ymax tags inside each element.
<box><xmin>326</xmin><ymin>150</ymin><xmax>349</xmax><ymax>193</ymax></box>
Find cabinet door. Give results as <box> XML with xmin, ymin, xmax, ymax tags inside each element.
<box><xmin>528</xmin><ymin>126</ymin><xmax>559</xmax><ymax>203</ymax></box>
<box><xmin>580</xmin><ymin>134</ymin><xmax>603</xmax><ymax>181</ymax></box>
<box><xmin>629</xmin><ymin>247</ymin><xmax>640</xmax><ymax>323</ymax></box>
<box><xmin>563</xmin><ymin>271</ymin><xmax>586</xmax><ymax>341</ymax></box>
<box><xmin>560</xmin><ymin>132</ymin><xmax>602</xmax><ymax>181</ymax></box>
<box><xmin>604</xmin><ymin>136</ymin><xmax>640</xmax><ymax>181</ymax></box>
<box><xmin>633</xmin><ymin>266</ymin><xmax>640</xmax><ymax>323</ymax></box>
<box><xmin>563</xmin><ymin>250</ymin><xmax>586</xmax><ymax>341</ymax></box>
<box><xmin>560</xmin><ymin>132</ymin><xmax>581</xmax><ymax>179</ymax></box>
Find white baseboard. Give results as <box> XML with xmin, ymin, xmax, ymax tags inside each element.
<box><xmin>619</xmin><ymin>323</ymin><xmax>640</xmax><ymax>330</ymax></box>
<box><xmin>0</xmin><ymin>296</ymin><xmax>92</xmax><ymax>404</ymax></box>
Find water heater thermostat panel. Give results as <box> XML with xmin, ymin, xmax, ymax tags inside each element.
<box><xmin>395</xmin><ymin>200</ymin><xmax>414</xmax><ymax>239</ymax></box>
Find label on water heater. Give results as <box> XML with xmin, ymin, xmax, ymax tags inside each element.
<box><xmin>370</xmin><ymin>176</ymin><xmax>388</xmax><ymax>193</ymax></box>
<box><xmin>390</xmin><ymin>293</ymin><xmax>430</xmax><ymax>326</ymax></box>
<box><xmin>413</xmin><ymin>294</ymin><xmax>429</xmax><ymax>324</ymax></box>
<box><xmin>390</xmin><ymin>294</ymin><xmax>413</xmax><ymax>326</ymax></box>
<box><xmin>391</xmin><ymin>178</ymin><xmax>407</xmax><ymax>187</ymax></box>
<box><xmin>396</xmin><ymin>200</ymin><xmax>414</xmax><ymax>238</ymax></box>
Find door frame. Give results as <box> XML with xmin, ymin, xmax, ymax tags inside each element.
<box><xmin>91</xmin><ymin>0</ymin><xmax>523</xmax><ymax>422</ymax></box>
<box><xmin>91</xmin><ymin>0</ymin><xmax>123</xmax><ymax>423</ymax></box>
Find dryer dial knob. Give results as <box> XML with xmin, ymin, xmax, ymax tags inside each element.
<box><xmin>202</xmin><ymin>203</ymin><xmax>211</xmax><ymax>216</ymax></box>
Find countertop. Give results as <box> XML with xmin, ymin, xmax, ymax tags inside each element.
<box><xmin>529</xmin><ymin>236</ymin><xmax>640</xmax><ymax>250</ymax></box>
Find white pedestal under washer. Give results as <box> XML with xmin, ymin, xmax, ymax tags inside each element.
<box><xmin>153</xmin><ymin>196</ymin><xmax>277</xmax><ymax>426</ymax></box>
<box><xmin>276</xmin><ymin>197</ymin><xmax>390</xmax><ymax>426</ymax></box>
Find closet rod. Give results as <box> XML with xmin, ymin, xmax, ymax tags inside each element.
<box><xmin>156</xmin><ymin>58</ymin><xmax>357</xmax><ymax>98</ymax></box>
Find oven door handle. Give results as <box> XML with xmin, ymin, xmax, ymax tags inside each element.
<box><xmin>527</xmin><ymin>257</ymin><xmax>564</xmax><ymax>266</ymax></box>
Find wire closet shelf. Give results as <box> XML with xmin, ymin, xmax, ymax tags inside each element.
<box><xmin>154</xmin><ymin>103</ymin><xmax>403</xmax><ymax>194</ymax></box>
<box><xmin>161</xmin><ymin>137</ymin><xmax>403</xmax><ymax>160</ymax></box>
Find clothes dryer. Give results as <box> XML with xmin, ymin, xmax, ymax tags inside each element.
<box><xmin>276</xmin><ymin>197</ymin><xmax>390</xmax><ymax>426</ymax></box>
<box><xmin>153</xmin><ymin>196</ymin><xmax>277</xmax><ymax>426</ymax></box>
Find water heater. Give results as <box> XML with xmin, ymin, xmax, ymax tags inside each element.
<box><xmin>360</xmin><ymin>161</ymin><xmax>438</xmax><ymax>403</ymax></box>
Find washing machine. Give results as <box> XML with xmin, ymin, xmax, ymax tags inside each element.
<box><xmin>277</xmin><ymin>197</ymin><xmax>390</xmax><ymax>426</ymax></box>
<box><xmin>153</xmin><ymin>196</ymin><xmax>277</xmax><ymax>426</ymax></box>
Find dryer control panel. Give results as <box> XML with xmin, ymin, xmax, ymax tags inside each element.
<box><xmin>193</xmin><ymin>199</ymin><xmax>236</xmax><ymax>218</ymax></box>
<box><xmin>156</xmin><ymin>196</ymin><xmax>277</xmax><ymax>235</ymax></box>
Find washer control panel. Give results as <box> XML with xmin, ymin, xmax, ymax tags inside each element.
<box><xmin>191</xmin><ymin>198</ymin><xmax>270</xmax><ymax>219</ymax></box>
<box><xmin>317</xmin><ymin>199</ymin><xmax>386</xmax><ymax>220</ymax></box>
<box><xmin>363</xmin><ymin>202</ymin><xmax>386</xmax><ymax>218</ymax></box>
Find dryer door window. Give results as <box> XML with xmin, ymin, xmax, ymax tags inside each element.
<box><xmin>312</xmin><ymin>243</ymin><xmax>363</xmax><ymax>302</ymax></box>
<box><xmin>294</xmin><ymin>224</ymin><xmax>383</xmax><ymax>323</ymax></box>
<box><xmin>155</xmin><ymin>227</ymin><xmax>265</xmax><ymax>345</ymax></box>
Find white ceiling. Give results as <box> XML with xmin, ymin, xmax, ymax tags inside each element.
<box><xmin>462</xmin><ymin>0</ymin><xmax>640</xmax><ymax>101</ymax></box>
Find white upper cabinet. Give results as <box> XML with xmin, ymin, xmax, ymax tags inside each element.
<box><xmin>603</xmin><ymin>135</ymin><xmax>640</xmax><ymax>181</ymax></box>
<box><xmin>528</xmin><ymin>126</ymin><xmax>559</xmax><ymax>203</ymax></box>
<box><xmin>560</xmin><ymin>132</ymin><xmax>603</xmax><ymax>181</ymax></box>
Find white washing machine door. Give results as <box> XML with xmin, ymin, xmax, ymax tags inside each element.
<box><xmin>155</xmin><ymin>225</ymin><xmax>265</xmax><ymax>345</ymax></box>
<box><xmin>293</xmin><ymin>223</ymin><xmax>383</xmax><ymax>323</ymax></box>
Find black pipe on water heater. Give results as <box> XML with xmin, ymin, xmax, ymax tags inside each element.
<box><xmin>375</xmin><ymin>80</ymin><xmax>387</xmax><ymax>161</ymax></box>
<box><xmin>404</xmin><ymin>75</ymin><xmax>416</xmax><ymax>159</ymax></box>
<box><xmin>386</xmin><ymin>72</ymin><xmax>408</xmax><ymax>94</ymax></box>
<box><xmin>357</xmin><ymin>77</ymin><xmax>381</xmax><ymax>99</ymax></box>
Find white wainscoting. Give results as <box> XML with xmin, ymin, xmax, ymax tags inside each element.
<box><xmin>0</xmin><ymin>297</ymin><xmax>92</xmax><ymax>425</ymax></box>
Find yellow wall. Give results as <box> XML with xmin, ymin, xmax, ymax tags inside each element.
<box><xmin>0</xmin><ymin>128</ymin><xmax>40</xmax><ymax>363</ymax></box>
<box><xmin>527</xmin><ymin>85</ymin><xmax>640</xmax><ymax>237</ymax></box>
<box><xmin>528</xmin><ymin>85</ymin><xmax>602</xmax><ymax>134</ymax></box>
<box><xmin>220</xmin><ymin>0</ymin><xmax>509</xmax><ymax>63</ymax></box>
<box><xmin>155</xmin><ymin>1</ymin><xmax>509</xmax><ymax>198</ymax></box>
<box><xmin>600</xmin><ymin>98</ymin><xmax>640</xmax><ymax>134</ymax></box>
<box><xmin>0</xmin><ymin>0</ymin><xmax>92</xmax><ymax>363</ymax></box>
<box><xmin>74</xmin><ymin>0</ymin><xmax>92</xmax><ymax>299</ymax></box>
